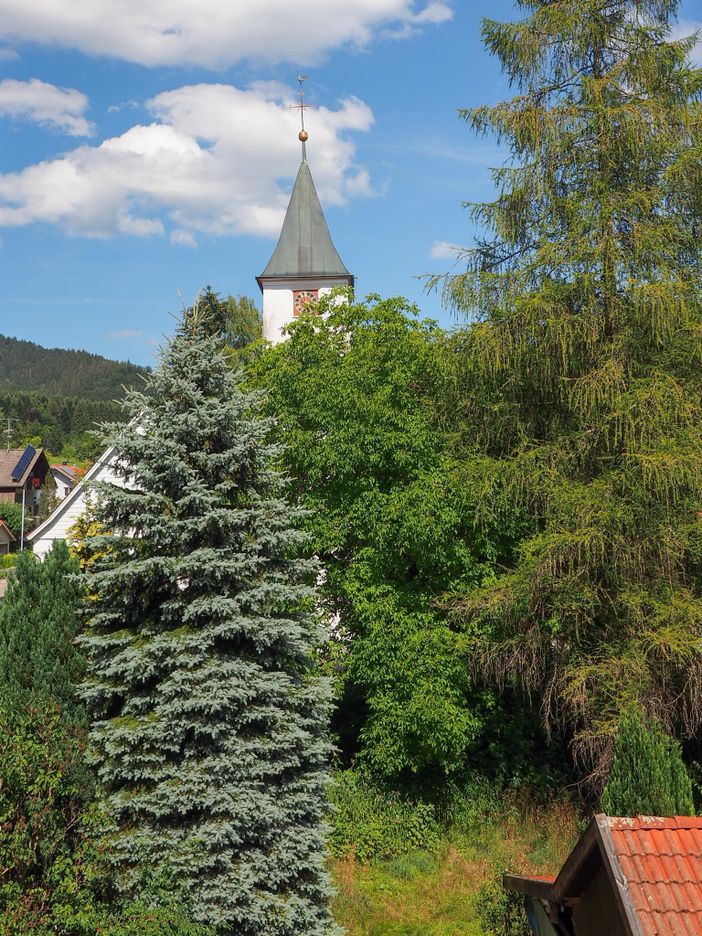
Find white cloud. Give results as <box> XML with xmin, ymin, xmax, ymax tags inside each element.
<box><xmin>170</xmin><ymin>228</ymin><xmax>197</xmax><ymax>247</ymax></box>
<box><xmin>0</xmin><ymin>78</ymin><xmax>93</xmax><ymax>136</ymax></box>
<box><xmin>0</xmin><ymin>0</ymin><xmax>453</xmax><ymax>68</ymax></box>
<box><xmin>430</xmin><ymin>240</ymin><xmax>461</xmax><ymax>259</ymax></box>
<box><xmin>0</xmin><ymin>82</ymin><xmax>374</xmax><ymax>240</ymax></box>
<box><xmin>107</xmin><ymin>328</ymin><xmax>143</xmax><ymax>338</ymax></box>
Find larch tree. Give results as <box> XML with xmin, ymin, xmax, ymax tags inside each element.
<box><xmin>80</xmin><ymin>297</ymin><xmax>339</xmax><ymax>935</ymax></box>
<box><xmin>438</xmin><ymin>1</ymin><xmax>702</xmax><ymax>782</ymax></box>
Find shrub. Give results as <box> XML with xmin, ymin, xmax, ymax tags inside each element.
<box><xmin>329</xmin><ymin>770</ymin><xmax>440</xmax><ymax>863</ymax></box>
<box><xmin>0</xmin><ymin>501</ymin><xmax>23</xmax><ymax>538</ymax></box>
<box><xmin>601</xmin><ymin>708</ymin><xmax>694</xmax><ymax>817</ymax></box>
<box><xmin>0</xmin><ymin>541</ymin><xmax>85</xmax><ymax>719</ymax></box>
<box><xmin>0</xmin><ymin>699</ymin><xmax>215</xmax><ymax>936</ymax></box>
<box><xmin>474</xmin><ymin>875</ymin><xmax>531</xmax><ymax>936</ymax></box>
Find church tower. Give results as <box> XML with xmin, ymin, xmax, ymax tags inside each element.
<box><xmin>257</xmin><ymin>81</ymin><xmax>354</xmax><ymax>344</ymax></box>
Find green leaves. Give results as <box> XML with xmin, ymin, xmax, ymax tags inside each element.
<box><xmin>249</xmin><ymin>295</ymin><xmax>524</xmax><ymax>782</ymax></box>
<box><xmin>0</xmin><ymin>542</ymin><xmax>85</xmax><ymax>719</ymax></box>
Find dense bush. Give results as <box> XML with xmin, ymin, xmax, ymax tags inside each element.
<box><xmin>0</xmin><ymin>699</ymin><xmax>214</xmax><ymax>936</ymax></box>
<box><xmin>601</xmin><ymin>708</ymin><xmax>694</xmax><ymax>817</ymax></box>
<box><xmin>0</xmin><ymin>502</ymin><xmax>23</xmax><ymax>538</ymax></box>
<box><xmin>328</xmin><ymin>770</ymin><xmax>440</xmax><ymax>863</ymax></box>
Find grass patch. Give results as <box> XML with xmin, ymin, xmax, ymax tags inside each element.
<box><xmin>331</xmin><ymin>792</ymin><xmax>580</xmax><ymax>935</ymax></box>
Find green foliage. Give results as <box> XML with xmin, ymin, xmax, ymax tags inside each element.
<box><xmin>0</xmin><ymin>699</ymin><xmax>214</xmax><ymax>936</ymax></box>
<box><xmin>474</xmin><ymin>876</ymin><xmax>530</xmax><ymax>936</ymax></box>
<box><xmin>81</xmin><ymin>294</ymin><xmax>339</xmax><ymax>934</ymax></box>
<box><xmin>601</xmin><ymin>708</ymin><xmax>694</xmax><ymax>817</ymax></box>
<box><xmin>0</xmin><ymin>501</ymin><xmax>23</xmax><ymax>537</ymax></box>
<box><xmin>0</xmin><ymin>699</ymin><xmax>96</xmax><ymax>933</ymax></box>
<box><xmin>436</xmin><ymin>0</ymin><xmax>702</xmax><ymax>778</ymax></box>
<box><xmin>222</xmin><ymin>292</ymin><xmax>262</xmax><ymax>350</ymax></box>
<box><xmin>0</xmin><ymin>542</ymin><xmax>85</xmax><ymax>718</ymax></box>
<box><xmin>329</xmin><ymin>771</ymin><xmax>440</xmax><ymax>863</ymax></box>
<box><xmin>248</xmin><ymin>294</ymin><xmax>526</xmax><ymax>783</ymax></box>
<box><xmin>0</xmin><ymin>387</ymin><xmax>125</xmax><ymax>459</ymax></box>
<box><xmin>99</xmin><ymin>904</ymin><xmax>216</xmax><ymax>936</ymax></box>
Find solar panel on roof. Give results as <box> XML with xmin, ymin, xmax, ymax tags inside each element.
<box><xmin>11</xmin><ymin>445</ymin><xmax>36</xmax><ymax>482</ymax></box>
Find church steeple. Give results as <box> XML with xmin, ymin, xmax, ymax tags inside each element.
<box><xmin>257</xmin><ymin>78</ymin><xmax>354</xmax><ymax>344</ymax></box>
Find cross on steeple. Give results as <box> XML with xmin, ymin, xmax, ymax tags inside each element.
<box><xmin>289</xmin><ymin>74</ymin><xmax>312</xmax><ymax>159</ymax></box>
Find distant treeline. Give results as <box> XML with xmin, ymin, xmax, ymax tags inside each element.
<box><xmin>0</xmin><ymin>334</ymin><xmax>149</xmax><ymax>401</ymax></box>
<box><xmin>0</xmin><ymin>388</ymin><xmax>123</xmax><ymax>460</ymax></box>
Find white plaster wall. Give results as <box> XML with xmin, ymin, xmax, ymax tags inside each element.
<box><xmin>262</xmin><ymin>279</ymin><xmax>347</xmax><ymax>344</ymax></box>
<box><xmin>28</xmin><ymin>450</ymin><xmax>123</xmax><ymax>560</ymax></box>
<box><xmin>51</xmin><ymin>469</ymin><xmax>74</xmax><ymax>500</ymax></box>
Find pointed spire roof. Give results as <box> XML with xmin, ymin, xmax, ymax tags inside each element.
<box><xmin>259</xmin><ymin>158</ymin><xmax>351</xmax><ymax>280</ymax></box>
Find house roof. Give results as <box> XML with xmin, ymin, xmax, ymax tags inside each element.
<box><xmin>0</xmin><ymin>446</ymin><xmax>46</xmax><ymax>488</ymax></box>
<box><xmin>0</xmin><ymin>520</ymin><xmax>16</xmax><ymax>542</ymax></box>
<box><xmin>51</xmin><ymin>463</ymin><xmax>86</xmax><ymax>481</ymax></box>
<box><xmin>257</xmin><ymin>158</ymin><xmax>352</xmax><ymax>284</ymax></box>
<box><xmin>609</xmin><ymin>816</ymin><xmax>702</xmax><ymax>936</ymax></box>
<box><xmin>505</xmin><ymin>814</ymin><xmax>702</xmax><ymax>936</ymax></box>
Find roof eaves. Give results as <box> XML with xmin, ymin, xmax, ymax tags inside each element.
<box><xmin>594</xmin><ymin>815</ymin><xmax>645</xmax><ymax>936</ymax></box>
<box><xmin>502</xmin><ymin>874</ymin><xmax>555</xmax><ymax>901</ymax></box>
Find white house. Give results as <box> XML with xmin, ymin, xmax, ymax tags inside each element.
<box><xmin>50</xmin><ymin>463</ymin><xmax>85</xmax><ymax>500</ymax></box>
<box><xmin>27</xmin><ymin>446</ymin><xmax>121</xmax><ymax>559</ymax></box>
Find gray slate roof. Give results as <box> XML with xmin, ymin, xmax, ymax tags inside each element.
<box><xmin>259</xmin><ymin>159</ymin><xmax>351</xmax><ymax>279</ymax></box>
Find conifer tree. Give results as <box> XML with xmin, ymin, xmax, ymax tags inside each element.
<box><xmin>439</xmin><ymin>1</ymin><xmax>702</xmax><ymax>779</ymax></box>
<box><xmin>601</xmin><ymin>708</ymin><xmax>694</xmax><ymax>816</ymax></box>
<box><xmin>80</xmin><ymin>298</ymin><xmax>339</xmax><ymax>935</ymax></box>
<box><xmin>0</xmin><ymin>541</ymin><xmax>85</xmax><ymax>717</ymax></box>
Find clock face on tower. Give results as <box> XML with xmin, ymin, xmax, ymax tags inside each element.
<box><xmin>293</xmin><ymin>289</ymin><xmax>318</xmax><ymax>316</ymax></box>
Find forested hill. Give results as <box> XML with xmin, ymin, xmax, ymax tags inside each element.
<box><xmin>0</xmin><ymin>334</ymin><xmax>149</xmax><ymax>401</ymax></box>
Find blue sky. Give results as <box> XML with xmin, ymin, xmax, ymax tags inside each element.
<box><xmin>0</xmin><ymin>0</ymin><xmax>700</xmax><ymax>366</ymax></box>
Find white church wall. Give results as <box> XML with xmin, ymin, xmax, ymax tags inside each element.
<box><xmin>262</xmin><ymin>279</ymin><xmax>349</xmax><ymax>344</ymax></box>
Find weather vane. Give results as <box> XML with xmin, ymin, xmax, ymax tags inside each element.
<box><xmin>289</xmin><ymin>74</ymin><xmax>313</xmax><ymax>157</ymax></box>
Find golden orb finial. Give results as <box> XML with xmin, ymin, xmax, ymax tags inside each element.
<box><xmin>299</xmin><ymin>129</ymin><xmax>308</xmax><ymax>142</ymax></box>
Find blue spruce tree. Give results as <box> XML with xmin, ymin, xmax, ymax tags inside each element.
<box><xmin>80</xmin><ymin>296</ymin><xmax>340</xmax><ymax>935</ymax></box>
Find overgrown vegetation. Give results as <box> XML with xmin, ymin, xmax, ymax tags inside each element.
<box><xmin>249</xmin><ymin>294</ymin><xmax>543</xmax><ymax>787</ymax></box>
<box><xmin>431</xmin><ymin>0</ymin><xmax>702</xmax><ymax>786</ymax></box>
<box><xmin>3</xmin><ymin>1</ymin><xmax>702</xmax><ymax>932</ymax></box>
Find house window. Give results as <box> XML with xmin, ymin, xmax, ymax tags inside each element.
<box><xmin>293</xmin><ymin>289</ymin><xmax>318</xmax><ymax>316</ymax></box>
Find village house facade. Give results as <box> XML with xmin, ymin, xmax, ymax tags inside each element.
<box><xmin>0</xmin><ymin>445</ymin><xmax>51</xmax><ymax>516</ymax></box>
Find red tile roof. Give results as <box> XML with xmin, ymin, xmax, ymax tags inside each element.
<box><xmin>608</xmin><ymin>816</ymin><xmax>702</xmax><ymax>936</ymax></box>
